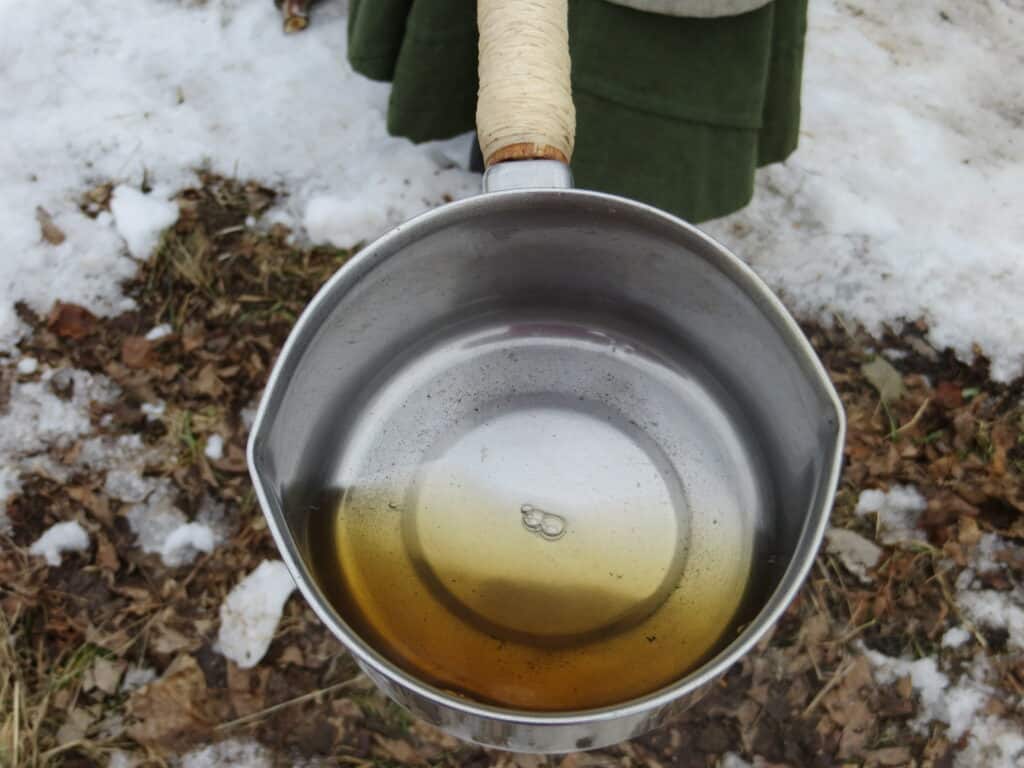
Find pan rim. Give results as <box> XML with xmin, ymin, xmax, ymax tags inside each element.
<box><xmin>247</xmin><ymin>188</ymin><xmax>846</xmax><ymax>726</ymax></box>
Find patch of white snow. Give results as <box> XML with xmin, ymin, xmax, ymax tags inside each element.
<box><xmin>29</xmin><ymin>520</ymin><xmax>90</xmax><ymax>566</ymax></box>
<box><xmin>865</xmin><ymin>650</ymin><xmax>1020</xmax><ymax>766</ymax></box>
<box><xmin>144</xmin><ymin>323</ymin><xmax>173</xmax><ymax>341</ymax></box>
<box><xmin>119</xmin><ymin>666</ymin><xmax>157</xmax><ymax>693</ymax></box>
<box><xmin>140</xmin><ymin>401</ymin><xmax>166</xmax><ymax>420</ymax></box>
<box><xmin>216</xmin><ymin>560</ymin><xmax>296</xmax><ymax>669</ymax></box>
<box><xmin>204</xmin><ymin>434</ymin><xmax>224</xmax><ymax>461</ymax></box>
<box><xmin>941</xmin><ymin>626</ymin><xmax>971</xmax><ymax>649</ymax></box>
<box><xmin>705</xmin><ymin>1</ymin><xmax>1024</xmax><ymax>380</ymax></box>
<box><xmin>109</xmin><ymin>186</ymin><xmax>179</xmax><ymax>260</ymax></box>
<box><xmin>0</xmin><ymin>0</ymin><xmax>476</xmax><ymax>353</ymax></box>
<box><xmin>958</xmin><ymin>589</ymin><xmax>1024</xmax><ymax>651</ymax></box>
<box><xmin>855</xmin><ymin>485</ymin><xmax>928</xmax><ymax>545</ymax></box>
<box><xmin>161</xmin><ymin>522</ymin><xmax>217</xmax><ymax>567</ymax></box>
<box><xmin>177</xmin><ymin>740</ymin><xmax>272</xmax><ymax>768</ymax></box>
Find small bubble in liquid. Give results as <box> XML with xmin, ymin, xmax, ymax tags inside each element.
<box><xmin>540</xmin><ymin>515</ymin><xmax>565</xmax><ymax>539</ymax></box>
<box><xmin>521</xmin><ymin>504</ymin><xmax>566</xmax><ymax>540</ymax></box>
<box><xmin>521</xmin><ymin>504</ymin><xmax>544</xmax><ymax>530</ymax></box>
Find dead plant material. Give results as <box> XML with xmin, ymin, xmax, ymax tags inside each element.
<box><xmin>3</xmin><ymin>174</ymin><xmax>1021</xmax><ymax>767</ymax></box>
<box><xmin>127</xmin><ymin>654</ymin><xmax>221</xmax><ymax>747</ymax></box>
<box><xmin>46</xmin><ymin>302</ymin><xmax>96</xmax><ymax>340</ymax></box>
<box><xmin>35</xmin><ymin>207</ymin><xmax>66</xmax><ymax>245</ymax></box>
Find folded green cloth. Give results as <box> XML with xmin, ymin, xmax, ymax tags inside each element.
<box><xmin>348</xmin><ymin>0</ymin><xmax>807</xmax><ymax>222</ymax></box>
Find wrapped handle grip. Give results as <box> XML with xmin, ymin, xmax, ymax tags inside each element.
<box><xmin>476</xmin><ymin>0</ymin><xmax>576</xmax><ymax>167</ymax></box>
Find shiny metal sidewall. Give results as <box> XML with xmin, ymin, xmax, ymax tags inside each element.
<box><xmin>248</xmin><ymin>188</ymin><xmax>846</xmax><ymax>753</ymax></box>
<box><xmin>358</xmin><ymin>659</ymin><xmax>712</xmax><ymax>753</ymax></box>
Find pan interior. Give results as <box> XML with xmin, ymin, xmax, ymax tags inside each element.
<box><xmin>309</xmin><ymin>307</ymin><xmax>770</xmax><ymax>711</ymax></box>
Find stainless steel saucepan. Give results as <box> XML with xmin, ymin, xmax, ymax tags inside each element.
<box><xmin>249</xmin><ymin>0</ymin><xmax>844</xmax><ymax>753</ymax></box>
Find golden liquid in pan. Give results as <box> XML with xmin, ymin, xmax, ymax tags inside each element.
<box><xmin>308</xmin><ymin>479</ymin><xmax>752</xmax><ymax>711</ymax></box>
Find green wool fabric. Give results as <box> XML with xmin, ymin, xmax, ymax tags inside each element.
<box><xmin>348</xmin><ymin>0</ymin><xmax>807</xmax><ymax>222</ymax></box>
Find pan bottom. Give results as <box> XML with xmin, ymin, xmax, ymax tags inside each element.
<box><xmin>313</xmin><ymin>308</ymin><xmax>770</xmax><ymax>710</ymax></box>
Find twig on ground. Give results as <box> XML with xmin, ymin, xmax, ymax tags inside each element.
<box><xmin>803</xmin><ymin>659</ymin><xmax>854</xmax><ymax>717</ymax></box>
<box><xmin>895</xmin><ymin>397</ymin><xmax>931</xmax><ymax>436</ymax></box>
<box><xmin>214</xmin><ymin>674</ymin><xmax>365</xmax><ymax>732</ymax></box>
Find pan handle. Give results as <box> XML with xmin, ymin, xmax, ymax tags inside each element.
<box><xmin>476</xmin><ymin>0</ymin><xmax>576</xmax><ymax>169</ymax></box>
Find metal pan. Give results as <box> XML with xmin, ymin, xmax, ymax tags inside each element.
<box><xmin>249</xmin><ymin>0</ymin><xmax>844</xmax><ymax>753</ymax></box>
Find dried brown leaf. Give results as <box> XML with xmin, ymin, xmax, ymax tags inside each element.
<box><xmin>410</xmin><ymin>719</ymin><xmax>461</xmax><ymax>751</ymax></box>
<box><xmin>990</xmin><ymin>422</ymin><xmax>1015</xmax><ymax>476</ymax></box>
<box><xmin>122</xmin><ymin>335</ymin><xmax>156</xmax><ymax>369</ymax></box>
<box><xmin>836</xmin><ymin>701</ymin><xmax>873</xmax><ymax>759</ymax></box>
<box><xmin>86</xmin><ymin>182</ymin><xmax>113</xmax><ymax>207</ymax></box>
<box><xmin>933</xmin><ymin>380</ymin><xmax>963</xmax><ymax>410</ymax></box>
<box><xmin>212</xmin><ymin>443</ymin><xmax>247</xmax><ymax>474</ymax></box>
<box><xmin>152</xmin><ymin>622</ymin><xmax>200</xmax><ymax>656</ymax></box>
<box><xmin>86</xmin><ymin>657</ymin><xmax>127</xmax><ymax>695</ymax></box>
<box><xmin>95</xmin><ymin>532</ymin><xmax>120</xmax><ymax>571</ymax></box>
<box><xmin>226</xmin><ymin>662</ymin><xmax>269</xmax><ymax>718</ymax></box>
<box><xmin>865</xmin><ymin>746</ymin><xmax>913</xmax><ymax>766</ymax></box>
<box><xmin>36</xmin><ymin>206</ymin><xmax>66</xmax><ymax>244</ymax></box>
<box><xmin>56</xmin><ymin>707</ymin><xmax>96</xmax><ymax>745</ymax></box>
<box><xmin>862</xmin><ymin>357</ymin><xmax>905</xmax><ymax>404</ymax></box>
<box><xmin>85</xmin><ymin>624</ymin><xmax>132</xmax><ymax>653</ymax></box>
<box><xmin>279</xmin><ymin>644</ymin><xmax>305</xmax><ymax>666</ymax></box>
<box><xmin>47</xmin><ymin>301</ymin><xmax>97</xmax><ymax>339</ymax></box>
<box><xmin>127</xmin><ymin>654</ymin><xmax>214</xmax><ymax>747</ymax></box>
<box><xmin>558</xmin><ymin>752</ymin><xmax>620</xmax><ymax>768</ymax></box>
<box><xmin>373</xmin><ymin>735</ymin><xmax>424</xmax><ymax>765</ymax></box>
<box><xmin>921</xmin><ymin>490</ymin><xmax>978</xmax><ymax>530</ymax></box>
<box><xmin>195</xmin><ymin>363</ymin><xmax>224</xmax><ymax>397</ymax></box>
<box><xmin>958</xmin><ymin>516</ymin><xmax>982</xmax><ymax>546</ymax></box>
<box><xmin>68</xmin><ymin>485</ymin><xmax>113</xmax><ymax>526</ymax></box>
<box><xmin>953</xmin><ymin>410</ymin><xmax>978</xmax><ymax>451</ymax></box>
<box><xmin>181</xmin><ymin>320</ymin><xmax>205</xmax><ymax>354</ymax></box>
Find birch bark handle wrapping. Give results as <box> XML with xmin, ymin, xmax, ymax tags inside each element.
<box><xmin>476</xmin><ymin>0</ymin><xmax>576</xmax><ymax>167</ymax></box>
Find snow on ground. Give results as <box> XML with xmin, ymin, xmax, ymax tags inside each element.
<box><xmin>107</xmin><ymin>751</ymin><xmax>137</xmax><ymax>768</ymax></box>
<box><xmin>144</xmin><ymin>323</ymin><xmax>173</xmax><ymax>342</ymax></box>
<box><xmin>942</xmin><ymin>626</ymin><xmax>971</xmax><ymax>648</ymax></box>
<box><xmin>0</xmin><ymin>0</ymin><xmax>1021</xmax><ymax>376</ymax></box>
<box><xmin>0</xmin><ymin>467</ymin><xmax>16</xmax><ymax>534</ymax></box>
<box><xmin>720</xmin><ymin>754</ymin><xmax>753</xmax><ymax>768</ymax></box>
<box><xmin>204</xmin><ymin>433</ymin><xmax>225</xmax><ymax>461</ymax></box>
<box><xmin>0</xmin><ymin>367</ymin><xmax>120</xmax><ymax>513</ymax></box>
<box><xmin>141</xmin><ymin>400</ymin><xmax>166</xmax><ymax>420</ymax></box>
<box><xmin>956</xmin><ymin>532</ymin><xmax>1024</xmax><ymax>650</ymax></box>
<box><xmin>216</xmin><ymin>560</ymin><xmax>297</xmax><ymax>669</ymax></box>
<box><xmin>959</xmin><ymin>589</ymin><xmax>1024</xmax><ymax>649</ymax></box>
<box><xmin>0</xmin><ymin>0</ymin><xmax>478</xmax><ymax>353</ymax></box>
<box><xmin>119</xmin><ymin>479</ymin><xmax>224</xmax><ymax>566</ymax></box>
<box><xmin>0</xmin><ymin>369</ymin><xmax>119</xmax><ymax>459</ymax></box>
<box><xmin>858</xmin><ymin>522</ymin><xmax>1024</xmax><ymax>768</ymax></box>
<box><xmin>854</xmin><ymin>485</ymin><xmax>928</xmax><ymax>545</ymax></box>
<box><xmin>705</xmin><ymin>0</ymin><xmax>1024</xmax><ymax>380</ymax></box>
<box><xmin>16</xmin><ymin>356</ymin><xmax>38</xmax><ymax>375</ymax></box>
<box><xmin>160</xmin><ymin>522</ymin><xmax>218</xmax><ymax>566</ymax></box>
<box><xmin>28</xmin><ymin>520</ymin><xmax>91</xmax><ymax>566</ymax></box>
<box><xmin>865</xmin><ymin>649</ymin><xmax>1023</xmax><ymax>768</ymax></box>
<box><xmin>109</xmin><ymin>186</ymin><xmax>180</xmax><ymax>260</ymax></box>
<box><xmin>177</xmin><ymin>740</ymin><xmax>273</xmax><ymax>768</ymax></box>
<box><xmin>954</xmin><ymin>716</ymin><xmax>1024</xmax><ymax>768</ymax></box>
<box><xmin>0</xmin><ymin>361</ymin><xmax>221</xmax><ymax>565</ymax></box>
<box><xmin>851</xmin><ymin>490</ymin><xmax>1024</xmax><ymax>767</ymax></box>
<box><xmin>1</xmin><ymin>0</ymin><xmax>1022</xmax><ymax>763</ymax></box>
<box><xmin>120</xmin><ymin>666</ymin><xmax>157</xmax><ymax>694</ymax></box>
